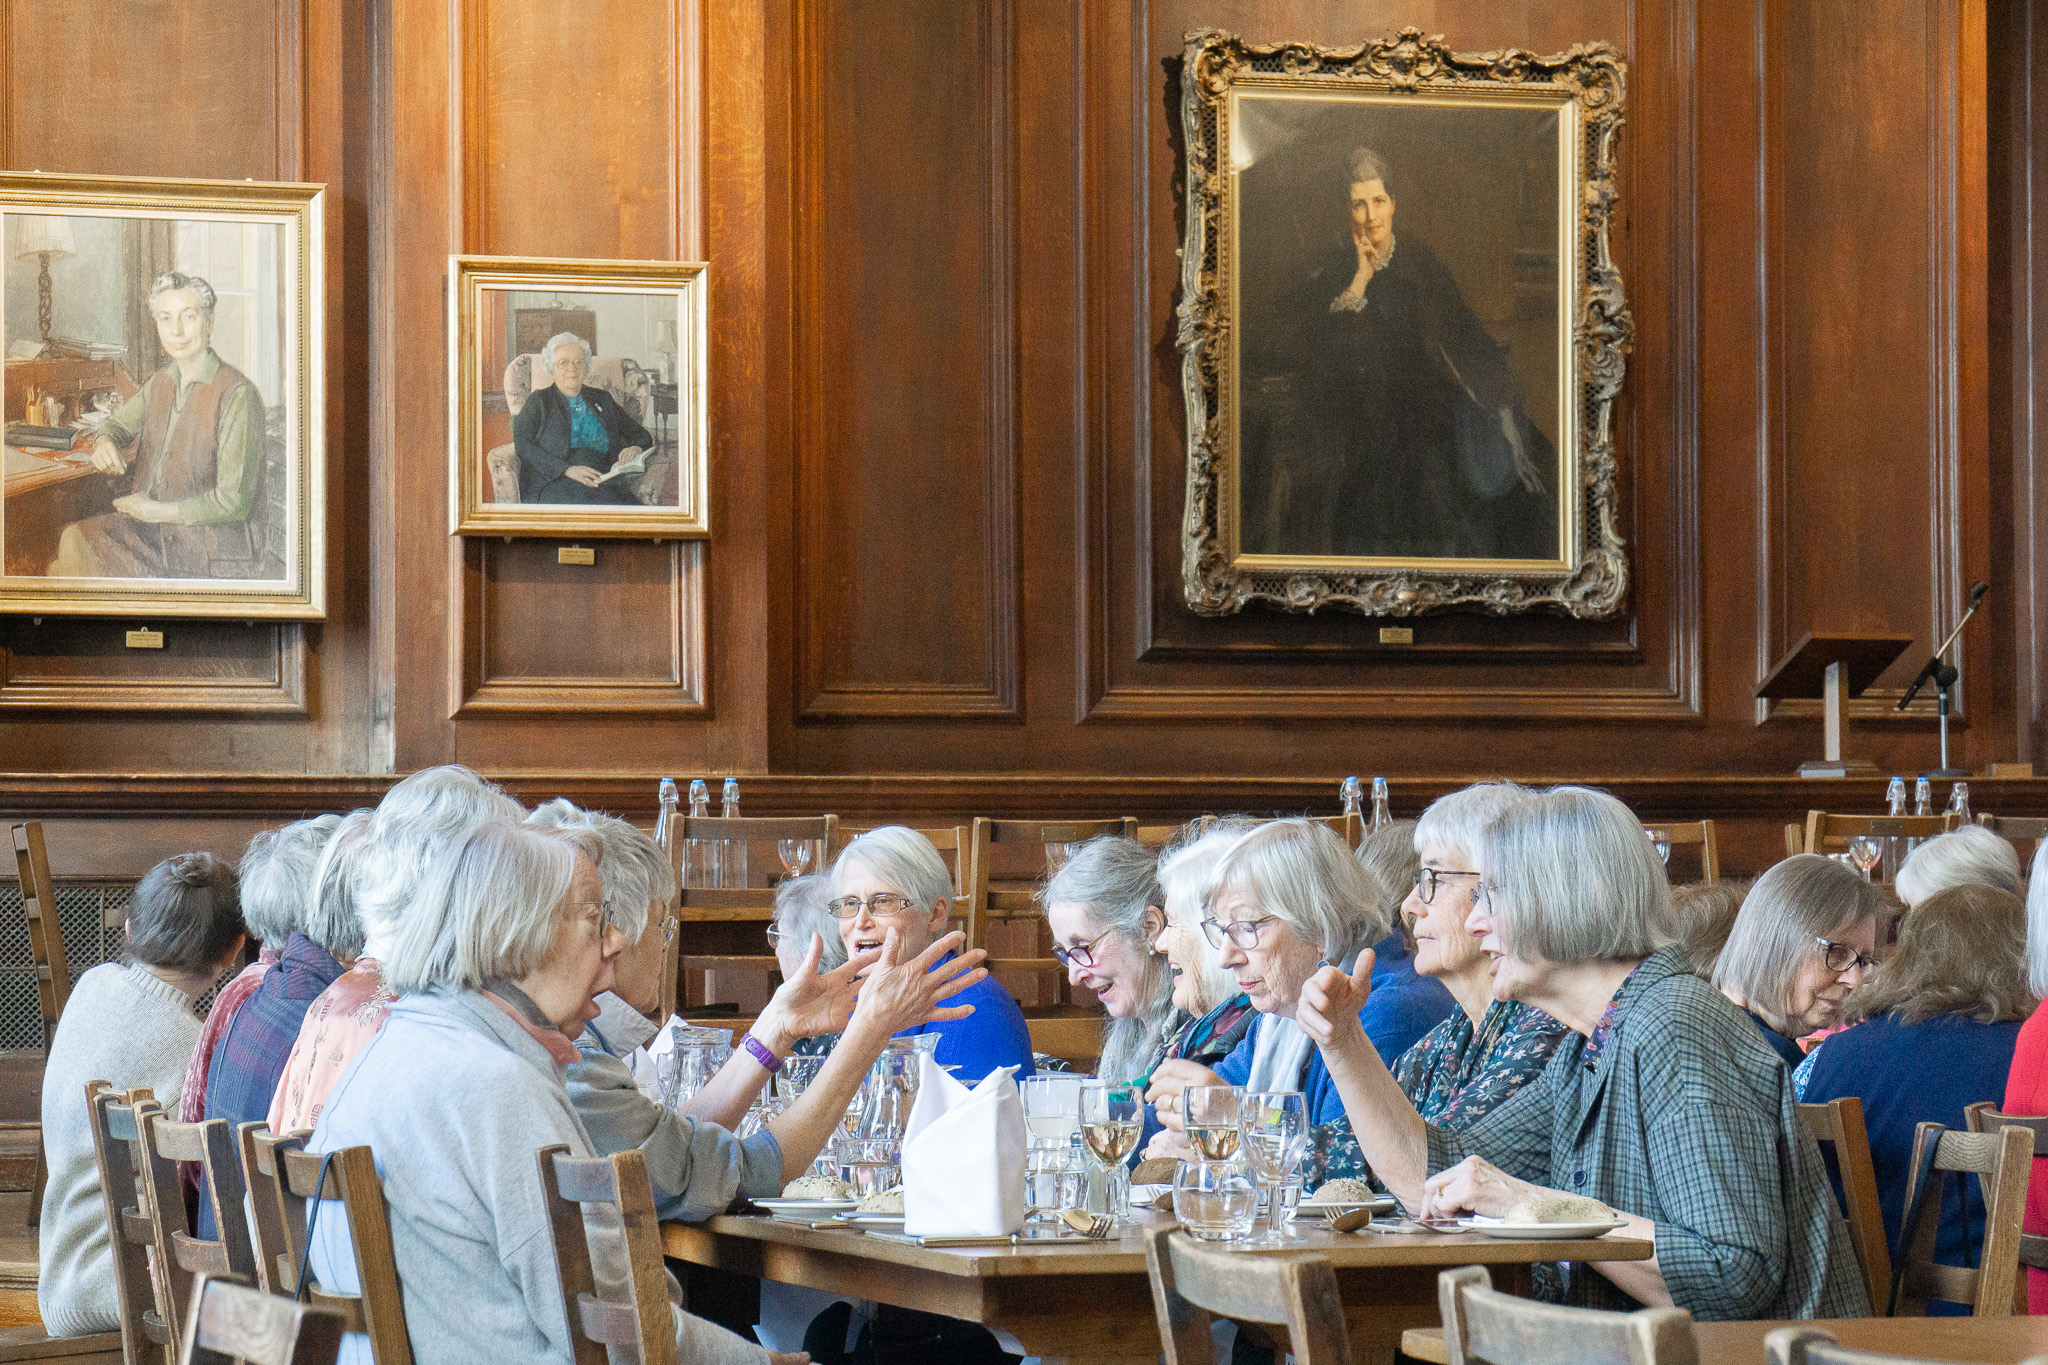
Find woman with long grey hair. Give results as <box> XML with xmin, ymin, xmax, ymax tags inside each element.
<box><xmin>1041</xmin><ymin>837</ymin><xmax>1174</xmax><ymax>1082</ymax></box>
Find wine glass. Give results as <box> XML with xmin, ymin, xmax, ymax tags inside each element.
<box><xmin>1240</xmin><ymin>1091</ymin><xmax>1308</xmax><ymax>1242</ymax></box>
<box><xmin>1022</xmin><ymin>1076</ymin><xmax>1083</xmax><ymax>1223</ymax></box>
<box><xmin>1645</xmin><ymin>828</ymin><xmax>1672</xmax><ymax>865</ymax></box>
<box><xmin>1848</xmin><ymin>835</ymin><xmax>1883</xmax><ymax>883</ymax></box>
<box><xmin>778</xmin><ymin>838</ymin><xmax>815</xmax><ymax>879</ymax></box>
<box><xmin>1079</xmin><ymin>1082</ymin><xmax>1141</xmax><ymax>1223</ymax></box>
<box><xmin>1182</xmin><ymin>1085</ymin><xmax>1243</xmax><ymax>1161</ymax></box>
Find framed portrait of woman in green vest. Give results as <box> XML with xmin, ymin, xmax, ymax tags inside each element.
<box><xmin>0</xmin><ymin>173</ymin><xmax>324</xmax><ymax>619</ymax></box>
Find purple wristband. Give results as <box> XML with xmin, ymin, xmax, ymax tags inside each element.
<box><xmin>743</xmin><ymin>1032</ymin><xmax>783</xmax><ymax>1073</ymax></box>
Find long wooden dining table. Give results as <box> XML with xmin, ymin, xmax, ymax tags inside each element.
<box><xmin>1402</xmin><ymin>1316</ymin><xmax>2048</xmax><ymax>1364</ymax></box>
<box><xmin>661</xmin><ymin>1210</ymin><xmax>1652</xmax><ymax>1365</ymax></box>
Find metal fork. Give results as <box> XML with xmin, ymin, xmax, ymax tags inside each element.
<box><xmin>1059</xmin><ymin>1208</ymin><xmax>1114</xmax><ymax>1239</ymax></box>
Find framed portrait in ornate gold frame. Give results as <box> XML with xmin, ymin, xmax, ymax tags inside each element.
<box><xmin>1178</xmin><ymin>28</ymin><xmax>1630</xmax><ymax>618</ymax></box>
<box><xmin>0</xmin><ymin>172</ymin><xmax>324</xmax><ymax>618</ymax></box>
<box><xmin>449</xmin><ymin>255</ymin><xmax>708</xmax><ymax>538</ymax></box>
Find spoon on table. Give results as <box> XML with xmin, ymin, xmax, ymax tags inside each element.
<box><xmin>1328</xmin><ymin>1207</ymin><xmax>1376</xmax><ymax>1233</ymax></box>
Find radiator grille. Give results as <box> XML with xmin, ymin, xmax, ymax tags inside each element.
<box><xmin>0</xmin><ymin>881</ymin><xmax>227</xmax><ymax>1050</ymax></box>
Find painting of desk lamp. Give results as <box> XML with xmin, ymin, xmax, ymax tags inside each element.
<box><xmin>12</xmin><ymin>216</ymin><xmax>76</xmax><ymax>355</ymax></box>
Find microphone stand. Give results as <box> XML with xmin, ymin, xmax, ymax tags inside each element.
<box><xmin>1898</xmin><ymin>587</ymin><xmax>1987</xmax><ymax>778</ymax></box>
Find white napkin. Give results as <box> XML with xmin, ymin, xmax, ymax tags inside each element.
<box><xmin>902</xmin><ymin>1054</ymin><xmax>1026</xmax><ymax>1237</ymax></box>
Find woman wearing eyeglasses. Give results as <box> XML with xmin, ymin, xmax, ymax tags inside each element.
<box><xmin>830</xmin><ymin>827</ymin><xmax>1035</xmax><ymax>1083</ymax></box>
<box><xmin>1802</xmin><ymin>884</ymin><xmax>2033</xmax><ymax>1312</ymax></box>
<box><xmin>1041</xmin><ymin>836</ymin><xmax>1174</xmax><ymax>1083</ymax></box>
<box><xmin>1711</xmin><ymin>853</ymin><xmax>1882</xmax><ymax>1067</ymax></box>
<box><xmin>1294</xmin><ymin>786</ymin><xmax>1866</xmax><ymax>1321</ymax></box>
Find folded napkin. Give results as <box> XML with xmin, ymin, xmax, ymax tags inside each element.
<box><xmin>902</xmin><ymin>1054</ymin><xmax>1026</xmax><ymax>1237</ymax></box>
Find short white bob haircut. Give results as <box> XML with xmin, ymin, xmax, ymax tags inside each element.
<box><xmin>1156</xmin><ymin>818</ymin><xmax>1258</xmax><ymax>1015</ymax></box>
<box><xmin>1895</xmin><ymin>825</ymin><xmax>2023</xmax><ymax>907</ymax></box>
<box><xmin>356</xmin><ymin>764</ymin><xmax>525</xmax><ymax>943</ymax></box>
<box><xmin>542</xmin><ymin>331</ymin><xmax>593</xmax><ymax>373</ymax></box>
<box><xmin>306</xmin><ymin>810</ymin><xmax>375</xmax><ymax>958</ymax></box>
<box><xmin>1414</xmin><ymin>781</ymin><xmax>1536</xmax><ymax>867</ymax></box>
<box><xmin>238</xmin><ymin>814</ymin><xmax>343</xmax><ymax>952</ymax></box>
<box><xmin>2026</xmin><ymin>838</ymin><xmax>2048</xmax><ymax>996</ymax></box>
<box><xmin>1712</xmin><ymin>853</ymin><xmax>1881</xmax><ymax>1013</ymax></box>
<box><xmin>829</xmin><ymin>826</ymin><xmax>954</xmax><ymax>915</ymax></box>
<box><xmin>1481</xmin><ymin>786</ymin><xmax>1673</xmax><ymax>964</ymax></box>
<box><xmin>525</xmin><ymin>798</ymin><xmax>671</xmax><ymax>942</ymax></box>
<box><xmin>382</xmin><ymin>820</ymin><xmax>602</xmax><ymax>996</ymax></box>
<box><xmin>1205</xmin><ymin>817</ymin><xmax>1391</xmax><ymax>961</ymax></box>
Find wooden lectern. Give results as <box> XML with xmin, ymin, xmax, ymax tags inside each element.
<box><xmin>1758</xmin><ymin>632</ymin><xmax>1915</xmax><ymax>778</ymax></box>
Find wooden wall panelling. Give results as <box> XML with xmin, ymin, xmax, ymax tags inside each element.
<box><xmin>0</xmin><ymin>0</ymin><xmax>373</xmax><ymax>765</ymax></box>
<box><xmin>1754</xmin><ymin>0</ymin><xmax>1993</xmax><ymax>747</ymax></box>
<box><xmin>1998</xmin><ymin>0</ymin><xmax>2044</xmax><ymax>764</ymax></box>
<box><xmin>788</xmin><ymin>0</ymin><xmax>1023</xmax><ymax>721</ymax></box>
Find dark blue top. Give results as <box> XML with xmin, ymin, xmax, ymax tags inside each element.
<box><xmin>1746</xmin><ymin>1009</ymin><xmax>1807</xmax><ymax>1069</ymax></box>
<box><xmin>1211</xmin><ymin>931</ymin><xmax>1455</xmax><ymax>1126</ymax></box>
<box><xmin>891</xmin><ymin>953</ymin><xmax>1034</xmax><ymax>1084</ymax></box>
<box><xmin>1801</xmin><ymin>1012</ymin><xmax>2024</xmax><ymax>1314</ymax></box>
<box><xmin>198</xmin><ymin>933</ymin><xmax>344</xmax><ymax>1239</ymax></box>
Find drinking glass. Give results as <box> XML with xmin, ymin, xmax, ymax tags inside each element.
<box><xmin>1079</xmin><ymin>1082</ymin><xmax>1142</xmax><ymax>1223</ymax></box>
<box><xmin>1022</xmin><ymin>1076</ymin><xmax>1083</xmax><ymax>1224</ymax></box>
<box><xmin>777</xmin><ymin>1054</ymin><xmax>826</xmax><ymax>1104</ymax></box>
<box><xmin>1645</xmin><ymin>828</ymin><xmax>1672</xmax><ymax>865</ymax></box>
<box><xmin>658</xmin><ymin>1024</ymin><xmax>729</xmax><ymax>1111</ymax></box>
<box><xmin>1848</xmin><ymin>835</ymin><xmax>1883</xmax><ymax>882</ymax></box>
<box><xmin>1173</xmin><ymin>1160</ymin><xmax>1258</xmax><ymax>1242</ymax></box>
<box><xmin>778</xmin><ymin>838</ymin><xmax>815</xmax><ymax>879</ymax></box>
<box><xmin>1182</xmin><ymin>1085</ymin><xmax>1243</xmax><ymax>1161</ymax></box>
<box><xmin>1239</xmin><ymin>1091</ymin><xmax>1308</xmax><ymax>1242</ymax></box>
<box><xmin>839</xmin><ymin>1137</ymin><xmax>899</xmax><ymax>1199</ymax></box>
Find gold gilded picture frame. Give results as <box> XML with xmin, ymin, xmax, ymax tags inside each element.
<box><xmin>1178</xmin><ymin>27</ymin><xmax>1630</xmax><ymax>618</ymax></box>
<box><xmin>0</xmin><ymin>172</ymin><xmax>325</xmax><ymax>618</ymax></box>
<box><xmin>449</xmin><ymin>255</ymin><xmax>708</xmax><ymax>538</ymax></box>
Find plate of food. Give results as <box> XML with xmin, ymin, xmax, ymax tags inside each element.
<box><xmin>1458</xmin><ymin>1195</ymin><xmax>1627</xmax><ymax>1240</ymax></box>
<box><xmin>1295</xmin><ymin>1178</ymin><xmax>1398</xmax><ymax>1219</ymax></box>
<box><xmin>838</xmin><ymin>1188</ymin><xmax>905</xmax><ymax>1228</ymax></box>
<box><xmin>755</xmin><ymin>1174</ymin><xmax>859</xmax><ymax>1218</ymax></box>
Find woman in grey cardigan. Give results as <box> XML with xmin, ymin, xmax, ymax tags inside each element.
<box><xmin>305</xmin><ymin>819</ymin><xmax>988</xmax><ymax>1365</ymax></box>
<box><xmin>1296</xmin><ymin>785</ymin><xmax>1869</xmax><ymax>1322</ymax></box>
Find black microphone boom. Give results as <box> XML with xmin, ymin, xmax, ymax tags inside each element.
<box><xmin>1898</xmin><ymin>580</ymin><xmax>1990</xmax><ymax>711</ymax></box>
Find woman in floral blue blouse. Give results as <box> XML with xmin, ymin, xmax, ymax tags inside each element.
<box><xmin>1313</xmin><ymin>782</ymin><xmax>1569</xmax><ymax>1183</ymax></box>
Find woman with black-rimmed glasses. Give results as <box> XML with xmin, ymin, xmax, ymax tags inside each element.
<box><xmin>1711</xmin><ymin>853</ymin><xmax>1882</xmax><ymax>1066</ymax></box>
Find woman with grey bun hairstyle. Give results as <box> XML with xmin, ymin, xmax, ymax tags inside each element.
<box><xmin>1040</xmin><ymin>836</ymin><xmax>1173</xmax><ymax>1083</ymax></box>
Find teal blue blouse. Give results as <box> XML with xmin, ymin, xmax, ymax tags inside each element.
<box><xmin>564</xmin><ymin>393</ymin><xmax>609</xmax><ymax>453</ymax></box>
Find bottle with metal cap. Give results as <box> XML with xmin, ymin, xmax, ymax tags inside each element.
<box><xmin>1339</xmin><ymin>777</ymin><xmax>1363</xmax><ymax>817</ymax></box>
<box><xmin>1907</xmin><ymin>776</ymin><xmax>1934</xmax><ymax>858</ymax></box>
<box><xmin>1881</xmin><ymin>776</ymin><xmax>1907</xmax><ymax>881</ymax></box>
<box><xmin>1947</xmin><ymin>782</ymin><xmax>1972</xmax><ymax>823</ymax></box>
<box><xmin>686</xmin><ymin>779</ymin><xmax>713</xmax><ymax>888</ymax></box>
<box><xmin>655</xmin><ymin>777</ymin><xmax>679</xmax><ymax>853</ymax></box>
<box><xmin>721</xmin><ymin>778</ymin><xmax>747</xmax><ymax>889</ymax></box>
<box><xmin>1369</xmin><ymin>777</ymin><xmax>1392</xmax><ymax>834</ymax></box>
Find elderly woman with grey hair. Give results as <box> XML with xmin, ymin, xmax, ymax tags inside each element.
<box><xmin>304</xmin><ymin>819</ymin><xmax>986</xmax><ymax>1365</ymax></box>
<box><xmin>1713</xmin><ymin>853</ymin><xmax>1881</xmax><ymax>1067</ymax></box>
<box><xmin>1296</xmin><ymin>786</ymin><xmax>1867</xmax><ymax>1321</ymax></box>
<box><xmin>511</xmin><ymin>331</ymin><xmax>653</xmax><ymax>504</ymax></box>
<box><xmin>1145</xmin><ymin>819</ymin><xmax>1422</xmax><ymax>1146</ymax></box>
<box><xmin>830</xmin><ymin>826</ymin><xmax>1033</xmax><ymax>1082</ymax></box>
<box><xmin>1040</xmin><ymin>837</ymin><xmax>1173</xmax><ymax>1083</ymax></box>
<box><xmin>1895</xmin><ymin>823</ymin><xmax>2024</xmax><ymax>907</ymax></box>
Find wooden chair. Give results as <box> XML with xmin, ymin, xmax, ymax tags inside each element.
<box><xmin>1643</xmin><ymin>820</ymin><xmax>1719</xmax><ymax>885</ymax></box>
<box><xmin>12</xmin><ymin>821</ymin><xmax>70</xmax><ymax>1226</ymax></box>
<box><xmin>85</xmin><ymin>1082</ymin><xmax>173</xmax><ymax>1365</ymax></box>
<box><xmin>264</xmin><ymin>1142</ymin><xmax>412</xmax><ymax>1365</ymax></box>
<box><xmin>534</xmin><ymin>1145</ymin><xmax>676</xmax><ymax>1365</ymax></box>
<box><xmin>966</xmin><ymin>818</ymin><xmax>1135</xmax><ymax>1009</ymax></box>
<box><xmin>666</xmin><ymin>813</ymin><xmax>837</xmax><ymax>1022</ymax></box>
<box><xmin>1797</xmin><ymin>1097</ymin><xmax>1893</xmax><ymax>1314</ymax></box>
<box><xmin>176</xmin><ymin>1275</ymin><xmax>343</xmax><ymax>1365</ymax></box>
<box><xmin>1964</xmin><ymin>1102</ymin><xmax>2048</xmax><ymax>1312</ymax></box>
<box><xmin>1891</xmin><ymin>1120</ymin><xmax>2032</xmax><ymax>1315</ymax></box>
<box><xmin>1437</xmin><ymin>1265</ymin><xmax>1696</xmax><ymax>1365</ymax></box>
<box><xmin>134</xmin><ymin>1111</ymin><xmax>261</xmax><ymax>1345</ymax></box>
<box><xmin>1763</xmin><ymin>1324</ymin><xmax>2048</xmax><ymax>1365</ymax></box>
<box><xmin>238</xmin><ymin>1125</ymin><xmax>303</xmax><ymax>1297</ymax></box>
<box><xmin>1142</xmin><ymin>1223</ymin><xmax>1353</xmax><ymax>1365</ymax></box>
<box><xmin>1978</xmin><ymin>814</ymin><xmax>2048</xmax><ymax>861</ymax></box>
<box><xmin>1133</xmin><ymin>814</ymin><xmax>1362</xmax><ymax>851</ymax></box>
<box><xmin>1802</xmin><ymin>811</ymin><xmax>1957</xmax><ymax>855</ymax></box>
<box><xmin>1026</xmin><ymin>1016</ymin><xmax>1102</xmax><ymax>1073</ymax></box>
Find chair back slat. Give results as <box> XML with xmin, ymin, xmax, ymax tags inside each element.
<box><xmin>1978</xmin><ymin>814</ymin><xmax>2048</xmax><ymax>843</ymax></box>
<box><xmin>1893</xmin><ymin>1121</ymin><xmax>2032</xmax><ymax>1315</ymax></box>
<box><xmin>269</xmin><ymin>1143</ymin><xmax>412</xmax><ymax>1365</ymax></box>
<box><xmin>1797</xmin><ymin>1097</ymin><xmax>1893</xmax><ymax>1312</ymax></box>
<box><xmin>1142</xmin><ymin>1224</ymin><xmax>1354</xmax><ymax>1365</ymax></box>
<box><xmin>1804</xmin><ymin>811</ymin><xmax>1957</xmax><ymax>853</ymax></box>
<box><xmin>12</xmin><ymin>821</ymin><xmax>72</xmax><ymax>1031</ymax></box>
<box><xmin>966</xmin><ymin>817</ymin><xmax>1136</xmax><ymax>1010</ymax></box>
<box><xmin>1761</xmin><ymin>1324</ymin><xmax>2018</xmax><ymax>1365</ymax></box>
<box><xmin>1966</xmin><ymin>1104</ymin><xmax>2048</xmax><ymax>1309</ymax></box>
<box><xmin>88</xmin><ymin>1081</ymin><xmax>175</xmax><ymax>1365</ymax></box>
<box><xmin>536</xmin><ymin>1145</ymin><xmax>678</xmax><ymax>1365</ymax></box>
<box><xmin>1439</xmin><ymin>1265</ymin><xmax>1697</xmax><ymax>1365</ymax></box>
<box><xmin>1642</xmin><ymin>820</ymin><xmax>1720</xmax><ymax>884</ymax></box>
<box><xmin>240</xmin><ymin>1124</ymin><xmax>302</xmax><ymax>1296</ymax></box>
<box><xmin>179</xmin><ymin>1273</ymin><xmax>346</xmax><ymax>1365</ymax></box>
<box><xmin>137</xmin><ymin>1110</ymin><xmax>260</xmax><ymax>1340</ymax></box>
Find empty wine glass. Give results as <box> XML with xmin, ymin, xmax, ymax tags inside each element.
<box><xmin>778</xmin><ymin>838</ymin><xmax>815</xmax><ymax>879</ymax></box>
<box><xmin>1848</xmin><ymin>835</ymin><xmax>1883</xmax><ymax>883</ymax></box>
<box><xmin>1240</xmin><ymin>1091</ymin><xmax>1308</xmax><ymax>1242</ymax></box>
<box><xmin>1645</xmin><ymin>828</ymin><xmax>1672</xmax><ymax>865</ymax></box>
<box><xmin>1079</xmin><ymin>1082</ymin><xmax>1141</xmax><ymax>1223</ymax></box>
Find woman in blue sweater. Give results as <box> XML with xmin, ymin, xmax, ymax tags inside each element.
<box><xmin>1799</xmin><ymin>883</ymin><xmax>2035</xmax><ymax>1313</ymax></box>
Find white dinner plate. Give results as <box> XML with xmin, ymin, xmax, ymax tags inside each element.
<box><xmin>1457</xmin><ymin>1216</ymin><xmax>1627</xmax><ymax>1240</ymax></box>
<box><xmin>1297</xmin><ymin>1195</ymin><xmax>1399</xmax><ymax>1219</ymax></box>
<box><xmin>753</xmin><ymin>1198</ymin><xmax>859</xmax><ymax>1217</ymax></box>
<box><xmin>840</xmin><ymin>1213</ymin><xmax>907</xmax><ymax>1230</ymax></box>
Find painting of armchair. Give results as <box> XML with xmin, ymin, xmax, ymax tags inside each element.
<box><xmin>483</xmin><ymin>352</ymin><xmax>673</xmax><ymax>505</ymax></box>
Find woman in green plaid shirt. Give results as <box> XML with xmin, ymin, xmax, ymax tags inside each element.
<box><xmin>1297</xmin><ymin>785</ymin><xmax>1869</xmax><ymax>1321</ymax></box>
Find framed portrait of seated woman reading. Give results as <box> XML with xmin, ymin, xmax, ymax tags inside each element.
<box><xmin>448</xmin><ymin>256</ymin><xmax>707</xmax><ymax>538</ymax></box>
<box><xmin>0</xmin><ymin>172</ymin><xmax>325</xmax><ymax>618</ymax></box>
